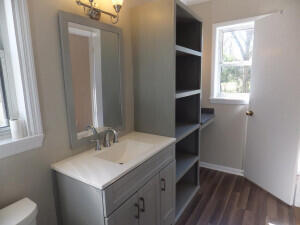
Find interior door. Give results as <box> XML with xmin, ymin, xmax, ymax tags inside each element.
<box><xmin>244</xmin><ymin>0</ymin><xmax>300</xmax><ymax>205</ymax></box>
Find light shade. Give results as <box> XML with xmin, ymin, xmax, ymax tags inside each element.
<box><xmin>112</xmin><ymin>0</ymin><xmax>123</xmax><ymax>6</ymax></box>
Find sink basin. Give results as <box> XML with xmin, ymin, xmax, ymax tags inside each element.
<box><xmin>95</xmin><ymin>140</ymin><xmax>154</xmax><ymax>165</ymax></box>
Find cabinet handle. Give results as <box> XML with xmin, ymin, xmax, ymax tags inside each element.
<box><xmin>161</xmin><ymin>178</ymin><xmax>166</xmax><ymax>191</ymax></box>
<box><xmin>139</xmin><ymin>197</ymin><xmax>145</xmax><ymax>212</ymax></box>
<box><xmin>134</xmin><ymin>203</ymin><xmax>140</xmax><ymax>219</ymax></box>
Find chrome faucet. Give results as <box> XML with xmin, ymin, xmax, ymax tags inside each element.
<box><xmin>86</xmin><ymin>125</ymin><xmax>101</xmax><ymax>151</ymax></box>
<box><xmin>103</xmin><ymin>128</ymin><xmax>119</xmax><ymax>148</ymax></box>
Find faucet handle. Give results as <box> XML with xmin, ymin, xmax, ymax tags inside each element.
<box><xmin>86</xmin><ymin>125</ymin><xmax>98</xmax><ymax>136</ymax></box>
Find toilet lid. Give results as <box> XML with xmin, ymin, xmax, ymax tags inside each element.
<box><xmin>0</xmin><ymin>198</ymin><xmax>38</xmax><ymax>225</ymax></box>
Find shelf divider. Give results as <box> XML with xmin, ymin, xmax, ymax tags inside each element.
<box><xmin>176</xmin><ymin>89</ymin><xmax>201</xmax><ymax>99</ymax></box>
<box><xmin>176</xmin><ymin>45</ymin><xmax>202</xmax><ymax>57</ymax></box>
<box><xmin>175</xmin><ymin>123</ymin><xmax>200</xmax><ymax>143</ymax></box>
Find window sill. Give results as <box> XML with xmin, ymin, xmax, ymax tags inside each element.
<box><xmin>0</xmin><ymin>134</ymin><xmax>44</xmax><ymax>159</ymax></box>
<box><xmin>210</xmin><ymin>97</ymin><xmax>249</xmax><ymax>105</ymax></box>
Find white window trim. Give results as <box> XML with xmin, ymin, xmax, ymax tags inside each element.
<box><xmin>0</xmin><ymin>0</ymin><xmax>44</xmax><ymax>159</ymax></box>
<box><xmin>0</xmin><ymin>51</ymin><xmax>10</xmax><ymax>130</ymax></box>
<box><xmin>210</xmin><ymin>17</ymin><xmax>256</xmax><ymax>105</ymax></box>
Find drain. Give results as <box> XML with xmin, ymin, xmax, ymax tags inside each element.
<box><xmin>119</xmin><ymin>162</ymin><xmax>124</xmax><ymax>165</ymax></box>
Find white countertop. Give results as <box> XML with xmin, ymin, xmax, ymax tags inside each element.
<box><xmin>51</xmin><ymin>132</ymin><xmax>175</xmax><ymax>190</ymax></box>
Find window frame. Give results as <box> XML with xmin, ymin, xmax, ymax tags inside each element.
<box><xmin>0</xmin><ymin>50</ymin><xmax>20</xmax><ymax>139</ymax></box>
<box><xmin>0</xmin><ymin>0</ymin><xmax>44</xmax><ymax>159</ymax></box>
<box><xmin>210</xmin><ymin>18</ymin><xmax>255</xmax><ymax>105</ymax></box>
<box><xmin>0</xmin><ymin>51</ymin><xmax>10</xmax><ymax>128</ymax></box>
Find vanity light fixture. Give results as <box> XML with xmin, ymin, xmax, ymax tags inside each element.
<box><xmin>76</xmin><ymin>0</ymin><xmax>123</xmax><ymax>24</ymax></box>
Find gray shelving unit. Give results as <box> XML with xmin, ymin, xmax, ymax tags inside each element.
<box><xmin>132</xmin><ymin>0</ymin><xmax>202</xmax><ymax>222</ymax></box>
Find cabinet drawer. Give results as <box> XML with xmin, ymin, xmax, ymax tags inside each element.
<box><xmin>105</xmin><ymin>193</ymin><xmax>139</xmax><ymax>225</ymax></box>
<box><xmin>102</xmin><ymin>144</ymin><xmax>175</xmax><ymax>217</ymax></box>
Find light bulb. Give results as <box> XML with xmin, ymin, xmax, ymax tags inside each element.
<box><xmin>112</xmin><ymin>0</ymin><xmax>123</xmax><ymax>6</ymax></box>
<box><xmin>112</xmin><ymin>0</ymin><xmax>123</xmax><ymax>13</ymax></box>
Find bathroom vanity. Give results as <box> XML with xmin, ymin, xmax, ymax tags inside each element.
<box><xmin>52</xmin><ymin>132</ymin><xmax>176</xmax><ymax>225</ymax></box>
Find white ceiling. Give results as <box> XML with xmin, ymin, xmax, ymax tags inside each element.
<box><xmin>181</xmin><ymin>0</ymin><xmax>211</xmax><ymax>5</ymax></box>
<box><xmin>127</xmin><ymin>0</ymin><xmax>210</xmax><ymax>8</ymax></box>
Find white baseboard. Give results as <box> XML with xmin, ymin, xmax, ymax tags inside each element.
<box><xmin>200</xmin><ymin>161</ymin><xmax>244</xmax><ymax>176</ymax></box>
<box><xmin>294</xmin><ymin>176</ymin><xmax>300</xmax><ymax>207</ymax></box>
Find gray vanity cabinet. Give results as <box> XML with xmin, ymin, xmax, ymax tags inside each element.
<box><xmin>54</xmin><ymin>144</ymin><xmax>175</xmax><ymax>225</ymax></box>
<box><xmin>159</xmin><ymin>162</ymin><xmax>175</xmax><ymax>225</ymax></box>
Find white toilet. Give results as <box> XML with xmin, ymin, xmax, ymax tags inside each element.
<box><xmin>0</xmin><ymin>198</ymin><xmax>38</xmax><ymax>225</ymax></box>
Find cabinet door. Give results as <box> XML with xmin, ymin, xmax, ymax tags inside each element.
<box><xmin>138</xmin><ymin>174</ymin><xmax>160</xmax><ymax>225</ymax></box>
<box><xmin>105</xmin><ymin>193</ymin><xmax>139</xmax><ymax>225</ymax></box>
<box><xmin>160</xmin><ymin>161</ymin><xmax>175</xmax><ymax>225</ymax></box>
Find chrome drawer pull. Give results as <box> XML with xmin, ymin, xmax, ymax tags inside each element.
<box><xmin>161</xmin><ymin>178</ymin><xmax>166</xmax><ymax>191</ymax></box>
<box><xmin>134</xmin><ymin>203</ymin><xmax>140</xmax><ymax>219</ymax></box>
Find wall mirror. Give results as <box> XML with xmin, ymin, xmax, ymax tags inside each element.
<box><xmin>59</xmin><ymin>11</ymin><xmax>123</xmax><ymax>149</ymax></box>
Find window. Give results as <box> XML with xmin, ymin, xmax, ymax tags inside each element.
<box><xmin>0</xmin><ymin>0</ymin><xmax>43</xmax><ymax>159</ymax></box>
<box><xmin>211</xmin><ymin>20</ymin><xmax>255</xmax><ymax>104</ymax></box>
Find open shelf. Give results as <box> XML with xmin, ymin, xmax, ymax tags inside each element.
<box><xmin>176</xmin><ymin>153</ymin><xmax>199</xmax><ymax>182</ymax></box>
<box><xmin>175</xmin><ymin>163</ymin><xmax>200</xmax><ymax>222</ymax></box>
<box><xmin>176</xmin><ymin>89</ymin><xmax>201</xmax><ymax>99</ymax></box>
<box><xmin>175</xmin><ymin>123</ymin><xmax>200</xmax><ymax>142</ymax></box>
<box><xmin>176</xmin><ymin>45</ymin><xmax>202</xmax><ymax>57</ymax></box>
<box><xmin>175</xmin><ymin>183</ymin><xmax>199</xmax><ymax>221</ymax></box>
<box><xmin>176</xmin><ymin>4</ymin><xmax>202</xmax><ymax>52</ymax></box>
<box><xmin>176</xmin><ymin>95</ymin><xmax>200</xmax><ymax>122</ymax></box>
<box><xmin>176</xmin><ymin>95</ymin><xmax>200</xmax><ymax>141</ymax></box>
<box><xmin>176</xmin><ymin>54</ymin><xmax>201</xmax><ymax>91</ymax></box>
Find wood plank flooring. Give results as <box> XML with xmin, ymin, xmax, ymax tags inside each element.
<box><xmin>176</xmin><ymin>168</ymin><xmax>297</xmax><ymax>225</ymax></box>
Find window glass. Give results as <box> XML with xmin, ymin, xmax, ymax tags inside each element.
<box><xmin>222</xmin><ymin>29</ymin><xmax>254</xmax><ymax>62</ymax></box>
<box><xmin>220</xmin><ymin>65</ymin><xmax>251</xmax><ymax>94</ymax></box>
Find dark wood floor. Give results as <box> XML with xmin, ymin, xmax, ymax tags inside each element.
<box><xmin>176</xmin><ymin>168</ymin><xmax>297</xmax><ymax>225</ymax></box>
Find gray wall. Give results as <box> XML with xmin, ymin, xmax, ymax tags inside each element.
<box><xmin>0</xmin><ymin>0</ymin><xmax>135</xmax><ymax>224</ymax></box>
<box><xmin>191</xmin><ymin>0</ymin><xmax>293</xmax><ymax>170</ymax></box>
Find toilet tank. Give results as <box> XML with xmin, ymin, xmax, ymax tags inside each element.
<box><xmin>0</xmin><ymin>198</ymin><xmax>38</xmax><ymax>225</ymax></box>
